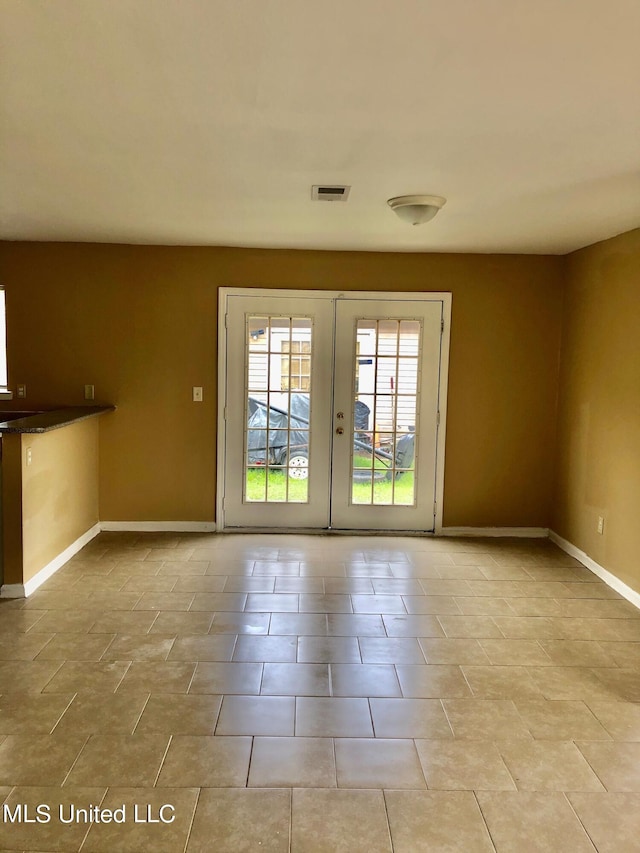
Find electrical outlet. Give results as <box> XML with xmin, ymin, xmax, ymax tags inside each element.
<box><xmin>192</xmin><ymin>386</ymin><xmax>203</xmax><ymax>402</ymax></box>
<box><xmin>84</xmin><ymin>384</ymin><xmax>95</xmax><ymax>401</ymax></box>
<box><xmin>597</xmin><ymin>516</ymin><xmax>605</xmax><ymax>535</ymax></box>
<box><xmin>17</xmin><ymin>384</ymin><xmax>26</xmax><ymax>398</ymax></box>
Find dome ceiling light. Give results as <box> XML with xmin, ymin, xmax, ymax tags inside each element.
<box><xmin>387</xmin><ymin>194</ymin><xmax>447</xmax><ymax>225</ymax></box>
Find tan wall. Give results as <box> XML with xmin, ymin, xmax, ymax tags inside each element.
<box><xmin>553</xmin><ymin>228</ymin><xmax>640</xmax><ymax>591</ymax></box>
<box><xmin>20</xmin><ymin>419</ymin><xmax>100</xmax><ymax>583</ymax></box>
<box><xmin>0</xmin><ymin>242</ymin><xmax>564</xmax><ymax>527</ymax></box>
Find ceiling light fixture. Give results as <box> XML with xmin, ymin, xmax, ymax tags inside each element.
<box><xmin>387</xmin><ymin>194</ymin><xmax>446</xmax><ymax>225</ymax></box>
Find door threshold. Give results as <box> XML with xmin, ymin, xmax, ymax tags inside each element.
<box><xmin>220</xmin><ymin>527</ymin><xmax>436</xmax><ymax>537</ymax></box>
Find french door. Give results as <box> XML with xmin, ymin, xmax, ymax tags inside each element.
<box><xmin>220</xmin><ymin>290</ymin><xmax>449</xmax><ymax>532</ymax></box>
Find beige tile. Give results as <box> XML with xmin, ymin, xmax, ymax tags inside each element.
<box><xmin>419</xmin><ymin>579</ymin><xmax>473</xmax><ymax>596</ymax></box>
<box><xmin>326</xmin><ymin>614</ymin><xmax>387</xmax><ymax>636</ymax></box>
<box><xmin>359</xmin><ymin>637</ymin><xmax>425</xmax><ymax>664</ymax></box>
<box><xmin>53</xmin><ymin>693</ymin><xmax>148</xmax><ymax>734</ymax></box>
<box><xmin>370</xmin><ymin>698</ymin><xmax>453</xmax><ymax>738</ymax></box>
<box><xmin>478</xmin><ymin>639</ymin><xmax>553</xmax><ymax>665</ymax></box>
<box><xmin>505</xmin><ymin>598</ymin><xmax>564</xmax><ymax>616</ymax></box>
<box><xmin>172</xmin><ymin>574</ymin><xmax>228</xmax><ymax>592</ymax></box>
<box><xmin>331</xmin><ymin>663</ymin><xmax>401</xmax><ymax>697</ymax></box>
<box><xmin>454</xmin><ymin>596</ymin><xmax>516</xmax><ymax>615</ymax></box>
<box><xmin>43</xmin><ymin>661</ymin><xmax>130</xmax><ymax>693</ymax></box>
<box><xmin>568</xmin><ymin>793</ymin><xmax>640</xmax><ymax>853</ymax></box>
<box><xmin>23</xmin><ymin>590</ymin><xmax>92</xmax><ymax>611</ymax></box>
<box><xmin>292</xmin><ymin>788</ymin><xmax>391</xmax><ymax>853</ymax></box>
<box><xmin>563</xmin><ymin>582</ymin><xmax>623</xmax><ymax>599</ymax></box>
<box><xmin>121</xmin><ymin>575</ymin><xmax>179</xmax><ymax>592</ymax></box>
<box><xmin>210</xmin><ymin>611</ymin><xmax>270</xmax><ymax>634</ymax></box>
<box><xmin>296</xmin><ymin>697</ymin><xmax>373</xmax><ymax>737</ymax></box>
<box><xmin>116</xmin><ymin>661</ymin><xmax>195</xmax><ymax>693</ymax></box>
<box><xmin>261</xmin><ymin>662</ymin><xmax>330</xmax><ymax>696</ymax></box>
<box><xmin>167</xmin><ymin>634</ymin><xmax>236</xmax><ymax>661</ymax></box>
<box><xmin>159</xmin><ymin>560</ymin><xmax>209</xmax><ymax>575</ymax></box>
<box><xmin>401</xmin><ymin>595</ymin><xmax>461</xmax><ymax>615</ymax></box>
<box><xmin>351</xmin><ymin>594</ymin><xmax>406</xmax><ymax>614</ymax></box>
<box><xmin>371</xmin><ymin>578</ymin><xmax>424</xmax><ymax>595</ymax></box>
<box><xmin>298</xmin><ymin>636</ymin><xmax>361</xmax><ymax>663</ymax></box>
<box><xmin>249</xmin><ymin>737</ymin><xmax>336</xmax><ymax>787</ymax></box>
<box><xmin>101</xmin><ymin>633</ymin><xmax>175</xmax><ymax>661</ymax></box>
<box><xmin>233</xmin><ymin>635</ymin><xmax>297</xmax><ymax>662</ymax></box>
<box><xmin>0</xmin><ymin>693</ymin><xmax>73</xmax><ymax>734</ymax></box>
<box><xmin>216</xmin><ymin>695</ymin><xmax>295</xmax><ymax>735</ymax></box>
<box><xmin>476</xmin><ymin>791</ymin><xmax>597</xmax><ymax>852</ymax></box>
<box><xmin>526</xmin><ymin>666</ymin><xmax>621</xmax><ymax>701</ymax></box>
<box><xmin>590</xmin><ymin>667</ymin><xmax>640</xmax><ymax>701</ymax></box>
<box><xmin>498</xmin><ymin>740</ymin><xmax>604</xmax><ymax>791</ymax></box>
<box><xmin>90</xmin><ymin>612</ymin><xmax>159</xmax><ymax>634</ymax></box>
<box><xmin>395</xmin><ymin>664</ymin><xmax>472</xmax><ymax>698</ymax></box>
<box><xmin>191</xmin><ymin>591</ymin><xmax>249</xmax><ymax>611</ymax></box>
<box><xmin>443</xmin><ymin>699</ymin><xmax>532</xmax><ymax>740</ymax></box>
<box><xmin>0</xmin><ymin>610</ymin><xmax>48</xmax><ymax>632</ymax></box>
<box><xmin>558</xmin><ymin>599</ymin><xmax>639</xmax><ymax>619</ymax></box>
<box><xmin>270</xmin><ymin>613</ymin><xmax>328</xmax><ymax>636</ymax></box>
<box><xmin>82</xmin><ymin>787</ymin><xmax>199</xmax><ymax>853</ymax></box>
<box><xmin>494</xmin><ymin>616</ymin><xmax>562</xmax><ymax>638</ymax></box>
<box><xmin>0</xmin><ymin>734</ymin><xmax>86</xmax><ymax>785</ymax></box>
<box><xmin>149</xmin><ymin>611</ymin><xmax>213</xmax><ymax>635</ymax></box>
<box><xmin>187</xmin><ymin>788</ymin><xmax>290</xmax><ymax>852</ymax></box>
<box><xmin>538</xmin><ymin>639</ymin><xmax>617</xmax><ymax>667</ymax></box>
<box><xmin>577</xmin><ymin>741</ymin><xmax>640</xmax><ymax>791</ymax></box>
<box><xmin>382</xmin><ymin>614</ymin><xmax>444</xmax><ymax>637</ymax></box>
<box><xmin>27</xmin><ymin>610</ymin><xmax>100</xmax><ymax>633</ymax></box>
<box><xmin>385</xmin><ymin>790</ymin><xmax>494</xmax><ymax>853</ymax></box>
<box><xmin>34</xmin><ymin>632</ymin><xmax>115</xmax><ymax>661</ymax></box>
<box><xmin>189</xmin><ymin>661</ymin><xmax>263</xmax><ymax>694</ymax></box>
<box><xmin>437</xmin><ymin>615</ymin><xmax>503</xmax><ymax>639</ymax></box>
<box><xmin>588</xmin><ymin>700</ymin><xmax>640</xmax><ymax>741</ymax></box>
<box><xmin>416</xmin><ymin>739</ymin><xmax>516</xmax><ymax>790</ymax></box>
<box><xmin>335</xmin><ymin>738</ymin><xmax>426</xmax><ymax>788</ymax></box>
<box><xmin>0</xmin><ymin>659</ymin><xmax>61</xmax><ymax>692</ymax></box>
<box><xmin>135</xmin><ymin>694</ymin><xmax>222</xmax><ymax>734</ymax></box>
<box><xmin>156</xmin><ymin>735</ymin><xmax>252</xmax><ymax>786</ymax></box>
<box><xmin>0</xmin><ymin>631</ymin><xmax>54</xmax><ymax>660</ymax></box>
<box><xmin>253</xmin><ymin>560</ymin><xmax>300</xmax><ymax>576</ymax></box>
<box><xmin>223</xmin><ymin>576</ymin><xmax>276</xmax><ymax>592</ymax></box>
<box><xmin>276</xmin><ymin>577</ymin><xmax>324</xmax><ymax>593</ymax></box>
<box><xmin>0</xmin><ymin>785</ymin><xmax>107</xmax><ymax>852</ymax></box>
<box><xmin>66</xmin><ymin>733</ymin><xmax>170</xmax><ymax>786</ymax></box>
<box><xmin>599</xmin><ymin>641</ymin><xmax>640</xmax><ymax>667</ymax></box>
<box><xmin>515</xmin><ymin>699</ymin><xmax>612</xmax><ymax>740</ymax></box>
<box><xmin>299</xmin><ymin>594</ymin><xmax>352</xmax><ymax>613</ymax></box>
<box><xmin>418</xmin><ymin>638</ymin><xmax>491</xmax><ymax>665</ymax></box>
<box><xmin>86</xmin><ymin>591</ymin><xmax>143</xmax><ymax>610</ymax></box>
<box><xmin>133</xmin><ymin>592</ymin><xmax>195</xmax><ymax>611</ymax></box>
<box><xmin>462</xmin><ymin>665</ymin><xmax>542</xmax><ymax>698</ymax></box>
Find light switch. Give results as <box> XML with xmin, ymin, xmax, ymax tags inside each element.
<box><xmin>26</xmin><ymin>447</ymin><xmax>32</xmax><ymax>466</ymax></box>
<box><xmin>84</xmin><ymin>384</ymin><xmax>95</xmax><ymax>400</ymax></box>
<box><xmin>193</xmin><ymin>386</ymin><xmax>203</xmax><ymax>402</ymax></box>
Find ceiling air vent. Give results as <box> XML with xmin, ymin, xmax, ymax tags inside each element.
<box><xmin>311</xmin><ymin>185</ymin><xmax>351</xmax><ymax>202</ymax></box>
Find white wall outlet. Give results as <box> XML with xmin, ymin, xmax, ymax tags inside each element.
<box><xmin>17</xmin><ymin>384</ymin><xmax>26</xmax><ymax>398</ymax></box>
<box><xmin>26</xmin><ymin>447</ymin><xmax>32</xmax><ymax>466</ymax></box>
<box><xmin>597</xmin><ymin>516</ymin><xmax>605</xmax><ymax>535</ymax></box>
<box><xmin>192</xmin><ymin>386</ymin><xmax>203</xmax><ymax>402</ymax></box>
<box><xmin>84</xmin><ymin>384</ymin><xmax>95</xmax><ymax>400</ymax></box>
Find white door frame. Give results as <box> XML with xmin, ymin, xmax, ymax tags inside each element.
<box><xmin>217</xmin><ymin>288</ymin><xmax>452</xmax><ymax>534</ymax></box>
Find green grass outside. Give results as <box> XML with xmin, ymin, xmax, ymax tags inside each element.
<box><xmin>245</xmin><ymin>465</ymin><xmax>415</xmax><ymax>505</ymax></box>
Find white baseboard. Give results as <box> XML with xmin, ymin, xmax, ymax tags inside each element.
<box><xmin>440</xmin><ymin>526</ymin><xmax>549</xmax><ymax>538</ymax></box>
<box><xmin>549</xmin><ymin>530</ymin><xmax>640</xmax><ymax>611</ymax></box>
<box><xmin>100</xmin><ymin>521</ymin><xmax>217</xmax><ymax>533</ymax></box>
<box><xmin>1</xmin><ymin>522</ymin><xmax>101</xmax><ymax>599</ymax></box>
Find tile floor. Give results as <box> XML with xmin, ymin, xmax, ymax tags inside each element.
<box><xmin>0</xmin><ymin>532</ymin><xmax>639</xmax><ymax>851</ymax></box>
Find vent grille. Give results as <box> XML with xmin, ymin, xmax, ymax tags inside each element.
<box><xmin>311</xmin><ymin>185</ymin><xmax>351</xmax><ymax>202</ymax></box>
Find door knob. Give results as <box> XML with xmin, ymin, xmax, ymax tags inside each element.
<box><xmin>336</xmin><ymin>427</ymin><xmax>344</xmax><ymax>435</ymax></box>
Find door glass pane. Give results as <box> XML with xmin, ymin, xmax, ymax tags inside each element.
<box><xmin>245</xmin><ymin>316</ymin><xmax>312</xmax><ymax>503</ymax></box>
<box><xmin>351</xmin><ymin>318</ymin><xmax>421</xmax><ymax>506</ymax></box>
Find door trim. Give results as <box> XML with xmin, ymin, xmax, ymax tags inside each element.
<box><xmin>217</xmin><ymin>288</ymin><xmax>452</xmax><ymax>534</ymax></box>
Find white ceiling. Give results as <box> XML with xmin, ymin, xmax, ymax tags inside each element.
<box><xmin>1</xmin><ymin>0</ymin><xmax>639</xmax><ymax>254</ymax></box>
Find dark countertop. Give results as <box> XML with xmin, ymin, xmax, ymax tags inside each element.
<box><xmin>0</xmin><ymin>406</ymin><xmax>115</xmax><ymax>434</ymax></box>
